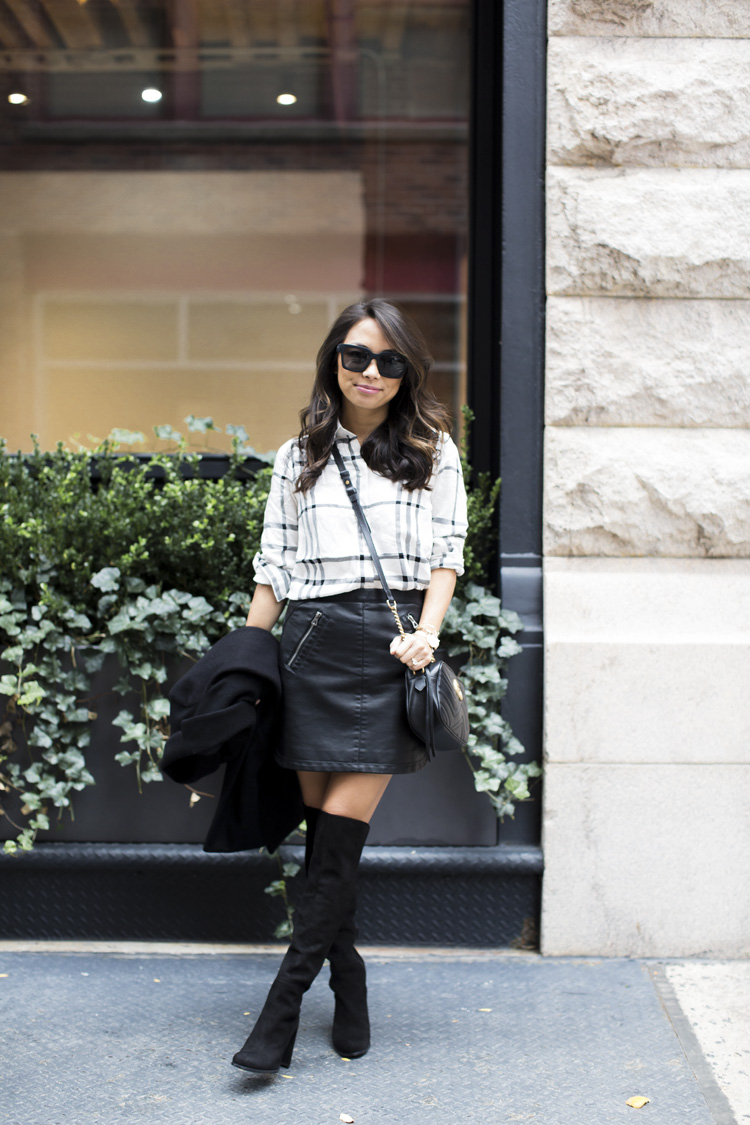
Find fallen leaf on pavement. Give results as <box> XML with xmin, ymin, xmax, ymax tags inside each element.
<box><xmin>626</xmin><ymin>1096</ymin><xmax>651</xmax><ymax>1109</ymax></box>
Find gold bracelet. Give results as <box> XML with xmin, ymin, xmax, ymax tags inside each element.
<box><xmin>418</xmin><ymin>622</ymin><xmax>439</xmax><ymax>637</ymax></box>
<box><xmin>417</xmin><ymin>627</ymin><xmax>440</xmax><ymax>650</ymax></box>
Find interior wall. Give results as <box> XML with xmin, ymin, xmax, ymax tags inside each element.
<box><xmin>0</xmin><ymin>171</ymin><xmax>364</xmax><ymax>452</ymax></box>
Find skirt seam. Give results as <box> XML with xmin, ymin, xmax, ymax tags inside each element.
<box><xmin>275</xmin><ymin>756</ymin><xmax>425</xmax><ymax>775</ymax></box>
<box><xmin>357</xmin><ymin>600</ymin><xmax>366</xmax><ymax>764</ymax></box>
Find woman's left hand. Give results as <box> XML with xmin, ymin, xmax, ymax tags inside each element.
<box><xmin>390</xmin><ymin>631</ymin><xmax>435</xmax><ymax>669</ymax></box>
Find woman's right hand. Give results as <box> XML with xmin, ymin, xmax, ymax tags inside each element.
<box><xmin>389</xmin><ymin>631</ymin><xmax>435</xmax><ymax>671</ymax></box>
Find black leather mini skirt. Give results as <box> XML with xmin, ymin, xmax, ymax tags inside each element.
<box><xmin>277</xmin><ymin>589</ymin><xmax>429</xmax><ymax>775</ymax></box>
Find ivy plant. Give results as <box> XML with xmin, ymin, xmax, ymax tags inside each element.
<box><xmin>0</xmin><ymin>414</ymin><xmax>538</xmax><ymax>867</ymax></box>
<box><xmin>447</xmin><ymin>407</ymin><xmax>541</xmax><ymax>815</ymax></box>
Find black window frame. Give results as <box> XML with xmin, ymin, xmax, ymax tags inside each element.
<box><xmin>468</xmin><ymin>0</ymin><xmax>546</xmax><ymax>845</ymax></box>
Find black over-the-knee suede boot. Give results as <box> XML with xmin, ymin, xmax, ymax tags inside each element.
<box><xmin>304</xmin><ymin>805</ymin><xmax>370</xmax><ymax>1059</ymax></box>
<box><xmin>232</xmin><ymin>811</ymin><xmax>370</xmax><ymax>1075</ymax></box>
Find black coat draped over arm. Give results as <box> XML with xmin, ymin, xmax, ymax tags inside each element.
<box><xmin>161</xmin><ymin>627</ymin><xmax>303</xmax><ymax>853</ymax></box>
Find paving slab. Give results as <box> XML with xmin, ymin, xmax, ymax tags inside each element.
<box><xmin>0</xmin><ymin>947</ymin><xmax>737</xmax><ymax>1125</ymax></box>
<box><xmin>664</xmin><ymin>962</ymin><xmax>750</xmax><ymax>1123</ymax></box>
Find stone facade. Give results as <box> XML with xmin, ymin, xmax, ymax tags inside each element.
<box><xmin>545</xmin><ymin>428</ymin><xmax>750</xmax><ymax>558</ymax></box>
<box><xmin>543</xmin><ymin>3</ymin><xmax>750</xmax><ymax>955</ymax></box>
<box><xmin>548</xmin><ymin>38</ymin><xmax>750</xmax><ymax>169</ymax></box>
<box><xmin>546</xmin><ymin>298</ymin><xmax>750</xmax><ymax>428</ymax></box>
<box><xmin>548</xmin><ymin>168</ymin><xmax>750</xmax><ymax>298</ymax></box>
<box><xmin>548</xmin><ymin>0</ymin><xmax>750</xmax><ymax>38</ymax></box>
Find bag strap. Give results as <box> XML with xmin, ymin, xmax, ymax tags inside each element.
<box><xmin>331</xmin><ymin>444</ymin><xmax>408</xmax><ymax>642</ymax></box>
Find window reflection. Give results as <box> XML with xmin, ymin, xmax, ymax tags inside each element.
<box><xmin>0</xmin><ymin>1</ymin><xmax>469</xmax><ymax>452</ymax></box>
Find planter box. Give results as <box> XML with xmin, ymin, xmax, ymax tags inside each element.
<box><xmin>2</xmin><ymin>650</ymin><xmax>498</xmax><ymax>848</ymax></box>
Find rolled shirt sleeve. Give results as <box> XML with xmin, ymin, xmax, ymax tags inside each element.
<box><xmin>429</xmin><ymin>434</ymin><xmax>467</xmax><ymax>574</ymax></box>
<box><xmin>252</xmin><ymin>440</ymin><xmax>299</xmax><ymax>601</ymax></box>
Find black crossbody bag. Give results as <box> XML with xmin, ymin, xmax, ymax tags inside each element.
<box><xmin>332</xmin><ymin>446</ymin><xmax>469</xmax><ymax>759</ymax></box>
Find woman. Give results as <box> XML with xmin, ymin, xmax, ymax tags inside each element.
<box><xmin>232</xmin><ymin>299</ymin><xmax>467</xmax><ymax>1075</ymax></box>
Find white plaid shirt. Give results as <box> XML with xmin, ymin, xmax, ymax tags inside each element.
<box><xmin>253</xmin><ymin>424</ymin><xmax>467</xmax><ymax>602</ymax></box>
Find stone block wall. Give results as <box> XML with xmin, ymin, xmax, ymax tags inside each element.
<box><xmin>542</xmin><ymin>0</ymin><xmax>750</xmax><ymax>956</ymax></box>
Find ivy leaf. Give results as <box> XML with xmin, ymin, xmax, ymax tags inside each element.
<box><xmin>114</xmin><ymin>749</ymin><xmax>140</xmax><ymax>766</ymax></box>
<box><xmin>27</xmin><ymin>728</ymin><xmax>54</xmax><ymax>749</ymax></box>
<box><xmin>154</xmin><ymin>424</ymin><xmax>183</xmax><ymax>442</ymax></box>
<box><xmin>108</xmin><ymin>428</ymin><xmax>146</xmax><ymax>446</ymax></box>
<box><xmin>128</xmin><ymin>660</ymin><xmax>159</xmax><ymax>680</ymax></box>
<box><xmin>18</xmin><ymin>681</ymin><xmax>45</xmax><ymax>708</ymax></box>
<box><xmin>184</xmin><ymin>415</ymin><xmax>220</xmax><ymax>434</ymax></box>
<box><xmin>62</xmin><ymin>610</ymin><xmax>92</xmax><ymax>631</ymax></box>
<box><xmin>503</xmin><ymin>735</ymin><xmax>526</xmax><ymax>757</ymax></box>
<box><xmin>145</xmin><ymin>697</ymin><xmax>170</xmax><ymax>721</ymax></box>
<box><xmin>473</xmin><ymin>771</ymin><xmax>501</xmax><ymax>793</ymax></box>
<box><xmin>497</xmin><ymin>636</ymin><xmax>522</xmax><ymax>659</ymax></box>
<box><xmin>464</xmin><ymin>664</ymin><xmax>502</xmax><ymax>686</ymax></box>
<box><xmin>264</xmin><ymin>880</ymin><xmax>287</xmax><ymax>897</ymax></box>
<box><xmin>184</xmin><ymin>596</ymin><xmax>214</xmax><ymax>621</ymax></box>
<box><xmin>91</xmin><ymin>567</ymin><xmax>121</xmax><ymax>593</ymax></box>
<box><xmin>499</xmin><ymin>608</ymin><xmax>524</xmax><ymax>634</ymax></box>
<box><xmin>65</xmin><ymin>708</ymin><xmax>91</xmax><ymax>724</ymax></box>
<box><xmin>225</xmin><ymin>423</ymin><xmax>249</xmax><ymax>443</ymax></box>
<box><xmin>482</xmin><ymin>712</ymin><xmax>509</xmax><ymax>737</ymax></box>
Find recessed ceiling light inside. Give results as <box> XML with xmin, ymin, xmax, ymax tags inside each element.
<box><xmin>277</xmin><ymin>93</ymin><xmax>297</xmax><ymax>106</ymax></box>
<box><xmin>141</xmin><ymin>87</ymin><xmax>162</xmax><ymax>103</ymax></box>
<box><xmin>8</xmin><ymin>92</ymin><xmax>29</xmax><ymax>105</ymax></box>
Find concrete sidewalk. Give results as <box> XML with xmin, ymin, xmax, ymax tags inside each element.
<box><xmin>1</xmin><ymin>943</ymin><xmax>746</xmax><ymax>1124</ymax></box>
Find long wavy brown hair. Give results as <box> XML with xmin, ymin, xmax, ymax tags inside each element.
<box><xmin>295</xmin><ymin>300</ymin><xmax>451</xmax><ymax>493</ymax></box>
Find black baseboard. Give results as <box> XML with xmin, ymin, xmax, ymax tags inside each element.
<box><xmin>1</xmin><ymin>843</ymin><xmax>542</xmax><ymax>947</ymax></box>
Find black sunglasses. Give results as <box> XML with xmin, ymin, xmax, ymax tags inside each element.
<box><xmin>336</xmin><ymin>343</ymin><xmax>408</xmax><ymax>380</ymax></box>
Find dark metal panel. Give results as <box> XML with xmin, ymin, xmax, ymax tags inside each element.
<box><xmin>467</xmin><ymin>0</ymin><xmax>502</xmax><ymax>481</ymax></box>
<box><xmin>497</xmin><ymin>0</ymin><xmax>546</xmax><ymax>846</ymax></box>
<box><xmin>499</xmin><ymin>0</ymin><xmax>547</xmax><ymax>563</ymax></box>
<box><xmin>0</xmin><ymin>843</ymin><xmax>543</xmax><ymax>947</ymax></box>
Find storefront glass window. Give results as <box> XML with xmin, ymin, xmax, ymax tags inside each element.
<box><xmin>0</xmin><ymin>1</ymin><xmax>469</xmax><ymax>452</ymax></box>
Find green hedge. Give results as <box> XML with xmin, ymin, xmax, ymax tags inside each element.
<box><xmin>0</xmin><ymin>417</ymin><xmax>538</xmax><ymax>853</ymax></box>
